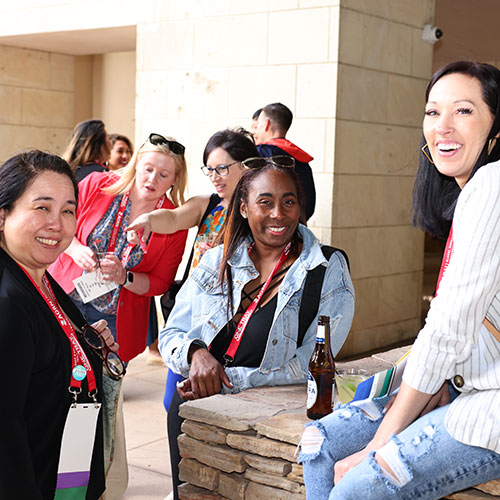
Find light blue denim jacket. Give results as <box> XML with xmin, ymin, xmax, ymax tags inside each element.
<box><xmin>159</xmin><ymin>224</ymin><xmax>355</xmax><ymax>394</ymax></box>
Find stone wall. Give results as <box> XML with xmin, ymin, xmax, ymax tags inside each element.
<box><xmin>0</xmin><ymin>44</ymin><xmax>74</xmax><ymax>162</ymax></box>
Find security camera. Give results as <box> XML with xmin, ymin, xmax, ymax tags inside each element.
<box><xmin>422</xmin><ymin>24</ymin><xmax>443</xmax><ymax>44</ymax></box>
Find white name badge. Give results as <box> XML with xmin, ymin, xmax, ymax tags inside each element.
<box><xmin>58</xmin><ymin>402</ymin><xmax>102</xmax><ymax>475</ymax></box>
<box><xmin>73</xmin><ymin>271</ymin><xmax>118</xmax><ymax>303</ymax></box>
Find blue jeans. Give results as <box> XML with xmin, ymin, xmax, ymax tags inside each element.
<box><xmin>299</xmin><ymin>392</ymin><xmax>500</xmax><ymax>500</ymax></box>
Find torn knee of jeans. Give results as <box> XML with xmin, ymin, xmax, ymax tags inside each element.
<box><xmin>298</xmin><ymin>422</ymin><xmax>326</xmax><ymax>461</ymax></box>
<box><xmin>373</xmin><ymin>437</ymin><xmax>412</xmax><ymax>489</ymax></box>
<box><xmin>410</xmin><ymin>424</ymin><xmax>436</xmax><ymax>448</ymax></box>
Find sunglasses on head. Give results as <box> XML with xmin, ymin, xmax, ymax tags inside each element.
<box><xmin>80</xmin><ymin>323</ymin><xmax>126</xmax><ymax>380</ymax></box>
<box><xmin>242</xmin><ymin>155</ymin><xmax>295</xmax><ymax>170</ymax></box>
<box><xmin>148</xmin><ymin>133</ymin><xmax>185</xmax><ymax>156</ymax></box>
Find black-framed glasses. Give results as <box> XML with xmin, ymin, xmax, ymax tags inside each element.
<box><xmin>80</xmin><ymin>323</ymin><xmax>126</xmax><ymax>380</ymax></box>
<box><xmin>242</xmin><ymin>155</ymin><xmax>295</xmax><ymax>170</ymax></box>
<box><xmin>148</xmin><ymin>133</ymin><xmax>185</xmax><ymax>156</ymax></box>
<box><xmin>200</xmin><ymin>161</ymin><xmax>239</xmax><ymax>177</ymax></box>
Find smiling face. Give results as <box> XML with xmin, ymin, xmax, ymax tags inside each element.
<box><xmin>108</xmin><ymin>140</ymin><xmax>132</xmax><ymax>170</ymax></box>
<box><xmin>133</xmin><ymin>151</ymin><xmax>177</xmax><ymax>202</ymax></box>
<box><xmin>240</xmin><ymin>169</ymin><xmax>300</xmax><ymax>252</ymax></box>
<box><xmin>0</xmin><ymin>171</ymin><xmax>76</xmax><ymax>279</ymax></box>
<box><xmin>424</xmin><ymin>73</ymin><xmax>495</xmax><ymax>188</ymax></box>
<box><xmin>206</xmin><ymin>147</ymin><xmax>244</xmax><ymax>205</ymax></box>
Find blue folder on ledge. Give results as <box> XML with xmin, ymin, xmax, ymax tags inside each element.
<box><xmin>352</xmin><ymin>351</ymin><xmax>410</xmax><ymax>402</ymax></box>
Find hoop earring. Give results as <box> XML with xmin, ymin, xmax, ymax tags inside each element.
<box><xmin>421</xmin><ymin>143</ymin><xmax>434</xmax><ymax>164</ymax></box>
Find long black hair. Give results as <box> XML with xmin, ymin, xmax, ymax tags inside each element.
<box><xmin>218</xmin><ymin>164</ymin><xmax>303</xmax><ymax>316</ymax></box>
<box><xmin>412</xmin><ymin>61</ymin><xmax>500</xmax><ymax>240</ymax></box>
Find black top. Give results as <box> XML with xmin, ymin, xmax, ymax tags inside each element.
<box><xmin>75</xmin><ymin>162</ymin><xmax>108</xmax><ymax>182</ymax></box>
<box><xmin>210</xmin><ymin>294</ymin><xmax>278</xmax><ymax>367</ymax></box>
<box><xmin>0</xmin><ymin>248</ymin><xmax>105</xmax><ymax>500</ymax></box>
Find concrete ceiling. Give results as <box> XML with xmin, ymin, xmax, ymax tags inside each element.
<box><xmin>434</xmin><ymin>0</ymin><xmax>500</xmax><ymax>69</ymax></box>
<box><xmin>0</xmin><ymin>25</ymin><xmax>136</xmax><ymax>55</ymax></box>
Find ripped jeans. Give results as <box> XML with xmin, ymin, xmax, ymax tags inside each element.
<box><xmin>299</xmin><ymin>392</ymin><xmax>500</xmax><ymax>500</ymax></box>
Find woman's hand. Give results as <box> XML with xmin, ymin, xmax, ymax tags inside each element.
<box><xmin>334</xmin><ymin>447</ymin><xmax>372</xmax><ymax>484</ymax></box>
<box><xmin>127</xmin><ymin>213</ymin><xmax>152</xmax><ymax>247</ymax></box>
<box><xmin>99</xmin><ymin>254</ymin><xmax>126</xmax><ymax>284</ymax></box>
<box><xmin>186</xmin><ymin>347</ymin><xmax>233</xmax><ymax>399</ymax></box>
<box><xmin>66</xmin><ymin>238</ymin><xmax>97</xmax><ymax>272</ymax></box>
<box><xmin>418</xmin><ymin>381</ymin><xmax>450</xmax><ymax>417</ymax></box>
<box><xmin>91</xmin><ymin>319</ymin><xmax>119</xmax><ymax>353</ymax></box>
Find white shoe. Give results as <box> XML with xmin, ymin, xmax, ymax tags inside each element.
<box><xmin>164</xmin><ymin>493</ymin><xmax>174</xmax><ymax>500</ymax></box>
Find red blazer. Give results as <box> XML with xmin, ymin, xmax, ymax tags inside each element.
<box><xmin>49</xmin><ymin>172</ymin><xmax>187</xmax><ymax>361</ymax></box>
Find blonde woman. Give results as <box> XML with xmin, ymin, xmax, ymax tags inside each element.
<box><xmin>51</xmin><ymin>133</ymin><xmax>188</xmax><ymax>363</ymax></box>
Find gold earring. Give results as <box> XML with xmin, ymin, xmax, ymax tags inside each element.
<box><xmin>422</xmin><ymin>143</ymin><xmax>434</xmax><ymax>164</ymax></box>
<box><xmin>488</xmin><ymin>138</ymin><xmax>496</xmax><ymax>156</ymax></box>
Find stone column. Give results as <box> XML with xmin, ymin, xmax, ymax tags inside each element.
<box><xmin>333</xmin><ymin>0</ymin><xmax>436</xmax><ymax>357</ymax></box>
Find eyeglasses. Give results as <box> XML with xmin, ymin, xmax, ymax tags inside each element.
<box><xmin>148</xmin><ymin>133</ymin><xmax>185</xmax><ymax>156</ymax></box>
<box><xmin>201</xmin><ymin>161</ymin><xmax>240</xmax><ymax>177</ymax></box>
<box><xmin>242</xmin><ymin>155</ymin><xmax>295</xmax><ymax>170</ymax></box>
<box><xmin>80</xmin><ymin>323</ymin><xmax>126</xmax><ymax>380</ymax></box>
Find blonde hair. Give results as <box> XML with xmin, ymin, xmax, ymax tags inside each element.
<box><xmin>63</xmin><ymin>119</ymin><xmax>109</xmax><ymax>171</ymax></box>
<box><xmin>103</xmin><ymin>137</ymin><xmax>187</xmax><ymax>206</ymax></box>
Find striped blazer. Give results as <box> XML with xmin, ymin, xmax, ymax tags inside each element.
<box><xmin>404</xmin><ymin>161</ymin><xmax>500</xmax><ymax>453</ymax></box>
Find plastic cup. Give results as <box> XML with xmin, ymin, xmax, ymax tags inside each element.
<box><xmin>335</xmin><ymin>368</ymin><xmax>370</xmax><ymax>404</ymax></box>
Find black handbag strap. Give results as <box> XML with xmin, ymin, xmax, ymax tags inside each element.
<box><xmin>297</xmin><ymin>245</ymin><xmax>349</xmax><ymax>347</ymax></box>
<box><xmin>181</xmin><ymin>193</ymin><xmax>222</xmax><ymax>283</ymax></box>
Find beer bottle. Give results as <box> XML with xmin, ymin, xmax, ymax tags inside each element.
<box><xmin>306</xmin><ymin>315</ymin><xmax>335</xmax><ymax>419</ymax></box>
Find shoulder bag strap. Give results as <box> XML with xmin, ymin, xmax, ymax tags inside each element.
<box><xmin>297</xmin><ymin>245</ymin><xmax>349</xmax><ymax>347</ymax></box>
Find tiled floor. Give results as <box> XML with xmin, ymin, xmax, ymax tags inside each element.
<box><xmin>122</xmin><ymin>351</ymin><xmax>172</xmax><ymax>499</ymax></box>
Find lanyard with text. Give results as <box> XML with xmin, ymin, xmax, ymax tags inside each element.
<box><xmin>21</xmin><ymin>267</ymin><xmax>97</xmax><ymax>398</ymax></box>
<box><xmin>435</xmin><ymin>225</ymin><xmax>454</xmax><ymax>296</ymax></box>
<box><xmin>109</xmin><ymin>192</ymin><xmax>165</xmax><ymax>265</ymax></box>
<box><xmin>224</xmin><ymin>241</ymin><xmax>292</xmax><ymax>367</ymax></box>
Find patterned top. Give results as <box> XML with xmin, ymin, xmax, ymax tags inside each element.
<box><xmin>190</xmin><ymin>203</ymin><xmax>226</xmax><ymax>271</ymax></box>
<box><xmin>70</xmin><ymin>194</ymin><xmax>145</xmax><ymax>314</ymax></box>
<box><xmin>404</xmin><ymin>161</ymin><xmax>500</xmax><ymax>453</ymax></box>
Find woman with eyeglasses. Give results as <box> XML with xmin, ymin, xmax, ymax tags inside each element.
<box><xmin>127</xmin><ymin>128</ymin><xmax>258</xmax><ymax>405</ymax></box>
<box><xmin>49</xmin><ymin>133</ymin><xmax>188</xmax><ymax>495</ymax></box>
<box><xmin>0</xmin><ymin>150</ymin><xmax>120</xmax><ymax>499</ymax></box>
<box><xmin>160</xmin><ymin>160</ymin><xmax>354</xmax><ymax>499</ymax></box>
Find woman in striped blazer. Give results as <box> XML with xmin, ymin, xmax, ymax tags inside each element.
<box><xmin>300</xmin><ymin>60</ymin><xmax>500</xmax><ymax>499</ymax></box>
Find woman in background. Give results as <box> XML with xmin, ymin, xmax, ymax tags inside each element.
<box><xmin>108</xmin><ymin>134</ymin><xmax>133</xmax><ymax>171</ymax></box>
<box><xmin>64</xmin><ymin>119</ymin><xmax>111</xmax><ymax>182</ymax></box>
<box><xmin>127</xmin><ymin>128</ymin><xmax>259</xmax><ymax>401</ymax></box>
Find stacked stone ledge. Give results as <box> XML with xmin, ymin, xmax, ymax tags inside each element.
<box><xmin>176</xmin><ymin>347</ymin><xmax>500</xmax><ymax>500</ymax></box>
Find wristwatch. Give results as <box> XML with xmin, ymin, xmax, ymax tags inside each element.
<box><xmin>122</xmin><ymin>271</ymin><xmax>134</xmax><ymax>286</ymax></box>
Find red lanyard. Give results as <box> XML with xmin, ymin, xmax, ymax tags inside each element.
<box><xmin>435</xmin><ymin>225</ymin><xmax>454</xmax><ymax>296</ymax></box>
<box><xmin>20</xmin><ymin>267</ymin><xmax>97</xmax><ymax>396</ymax></box>
<box><xmin>109</xmin><ymin>192</ymin><xmax>165</xmax><ymax>265</ymax></box>
<box><xmin>224</xmin><ymin>241</ymin><xmax>292</xmax><ymax>365</ymax></box>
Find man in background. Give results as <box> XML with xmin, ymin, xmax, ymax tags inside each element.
<box><xmin>253</xmin><ymin>102</ymin><xmax>316</xmax><ymax>220</ymax></box>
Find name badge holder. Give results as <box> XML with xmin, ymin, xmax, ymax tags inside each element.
<box><xmin>20</xmin><ymin>266</ymin><xmax>101</xmax><ymax>499</ymax></box>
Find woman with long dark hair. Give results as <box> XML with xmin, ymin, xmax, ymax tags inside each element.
<box><xmin>300</xmin><ymin>61</ymin><xmax>500</xmax><ymax>499</ymax></box>
<box><xmin>160</xmin><ymin>159</ymin><xmax>354</xmax><ymax>499</ymax></box>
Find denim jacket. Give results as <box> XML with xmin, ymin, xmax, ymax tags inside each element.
<box><xmin>159</xmin><ymin>224</ymin><xmax>355</xmax><ymax>394</ymax></box>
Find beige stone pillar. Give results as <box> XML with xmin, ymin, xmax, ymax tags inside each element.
<box><xmin>334</xmin><ymin>0</ymin><xmax>436</xmax><ymax>357</ymax></box>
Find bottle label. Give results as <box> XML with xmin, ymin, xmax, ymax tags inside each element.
<box><xmin>306</xmin><ymin>371</ymin><xmax>317</xmax><ymax>409</ymax></box>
